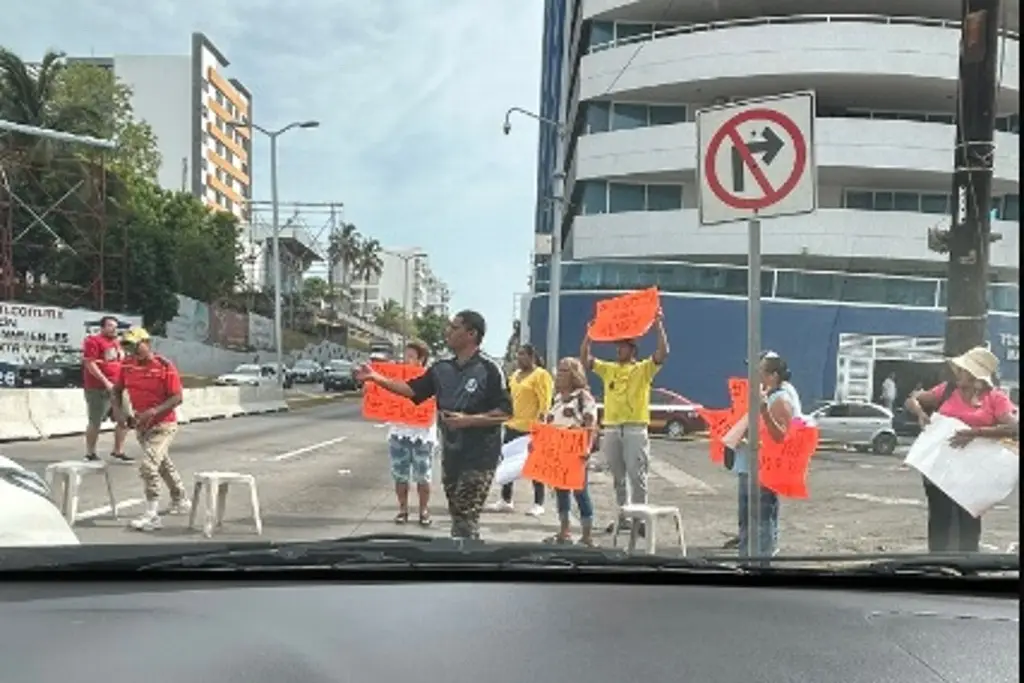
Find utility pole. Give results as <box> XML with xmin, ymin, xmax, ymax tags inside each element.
<box><xmin>944</xmin><ymin>0</ymin><xmax>1001</xmax><ymax>357</ymax></box>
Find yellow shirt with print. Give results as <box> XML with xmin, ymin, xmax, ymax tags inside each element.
<box><xmin>593</xmin><ymin>358</ymin><xmax>660</xmax><ymax>425</ymax></box>
<box><xmin>506</xmin><ymin>367</ymin><xmax>553</xmax><ymax>432</ymax></box>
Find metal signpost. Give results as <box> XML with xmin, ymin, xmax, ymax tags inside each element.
<box><xmin>696</xmin><ymin>92</ymin><xmax>817</xmax><ymax>559</ymax></box>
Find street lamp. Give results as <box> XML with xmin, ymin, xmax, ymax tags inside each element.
<box><xmin>387</xmin><ymin>249</ymin><xmax>427</xmax><ymax>351</ymax></box>
<box><xmin>503</xmin><ymin>106</ymin><xmax>566</xmax><ymax>374</ymax></box>
<box><xmin>228</xmin><ymin>119</ymin><xmax>319</xmax><ymax>386</ymax></box>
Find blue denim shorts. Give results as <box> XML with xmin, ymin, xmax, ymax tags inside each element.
<box><xmin>389</xmin><ymin>437</ymin><xmax>434</xmax><ymax>485</ymax></box>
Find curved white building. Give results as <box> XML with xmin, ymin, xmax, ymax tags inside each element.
<box><xmin>527</xmin><ymin>1</ymin><xmax>1020</xmax><ymax>406</ymax></box>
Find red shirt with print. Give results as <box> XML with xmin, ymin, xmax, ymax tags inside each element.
<box><xmin>82</xmin><ymin>334</ymin><xmax>124</xmax><ymax>390</ymax></box>
<box><xmin>117</xmin><ymin>355</ymin><xmax>183</xmax><ymax>425</ymax></box>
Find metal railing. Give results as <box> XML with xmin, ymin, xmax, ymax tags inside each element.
<box><xmin>588</xmin><ymin>13</ymin><xmax>1020</xmax><ymax>54</ymax></box>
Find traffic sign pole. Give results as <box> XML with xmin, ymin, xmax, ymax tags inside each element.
<box><xmin>746</xmin><ymin>214</ymin><xmax>762</xmax><ymax>562</ymax></box>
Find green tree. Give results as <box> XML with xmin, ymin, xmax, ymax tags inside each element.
<box><xmin>302</xmin><ymin>276</ymin><xmax>330</xmax><ymax>302</ymax></box>
<box><xmin>374</xmin><ymin>299</ymin><xmax>406</xmax><ymax>333</ymax></box>
<box><xmin>414</xmin><ymin>307</ymin><xmax>448</xmax><ymax>353</ymax></box>
<box><xmin>50</xmin><ymin>61</ymin><xmax>162</xmax><ymax>181</ymax></box>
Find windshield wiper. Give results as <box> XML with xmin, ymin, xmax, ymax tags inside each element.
<box><xmin>695</xmin><ymin>552</ymin><xmax>1020</xmax><ymax>578</ymax></box>
<box><xmin>135</xmin><ymin>535</ymin><xmax>743</xmax><ymax>573</ymax></box>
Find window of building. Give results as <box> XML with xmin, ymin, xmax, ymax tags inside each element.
<box><xmin>648</xmin><ymin>104</ymin><xmax>688</xmax><ymax>126</ymax></box>
<box><xmin>608</xmin><ymin>183</ymin><xmax>646</xmax><ymax>212</ymax></box>
<box><xmin>646</xmin><ymin>184</ymin><xmax>683</xmax><ymax>211</ymax></box>
<box><xmin>585</xmin><ymin>101</ymin><xmax>610</xmax><ymax>133</ymax></box>
<box><xmin>536</xmin><ymin>261</ymin><xmax>1018</xmax><ymax>314</ymax></box>
<box><xmin>611</xmin><ymin>103</ymin><xmax>648</xmax><ymax>130</ymax></box>
<box><xmin>920</xmin><ymin>193</ymin><xmax>949</xmax><ymax>214</ymax></box>
<box><xmin>578</xmin><ymin>180</ymin><xmax>686</xmax><ymax>215</ymax></box>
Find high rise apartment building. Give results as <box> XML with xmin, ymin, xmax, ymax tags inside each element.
<box><xmin>73</xmin><ymin>32</ymin><xmax>252</xmax><ymax>220</ymax></box>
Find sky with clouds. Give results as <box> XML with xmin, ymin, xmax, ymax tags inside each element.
<box><xmin>5</xmin><ymin>0</ymin><xmax>543</xmax><ymax>356</ymax></box>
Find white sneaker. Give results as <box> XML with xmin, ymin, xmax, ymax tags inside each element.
<box><xmin>485</xmin><ymin>500</ymin><xmax>514</xmax><ymax>513</ymax></box>
<box><xmin>129</xmin><ymin>513</ymin><xmax>162</xmax><ymax>532</ymax></box>
<box><xmin>166</xmin><ymin>498</ymin><xmax>192</xmax><ymax>515</ymax></box>
<box><xmin>525</xmin><ymin>504</ymin><xmax>544</xmax><ymax>517</ymax></box>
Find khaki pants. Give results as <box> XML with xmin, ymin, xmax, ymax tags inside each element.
<box><xmin>136</xmin><ymin>423</ymin><xmax>187</xmax><ymax>502</ymax></box>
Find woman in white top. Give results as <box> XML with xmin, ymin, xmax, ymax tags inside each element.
<box><xmin>388</xmin><ymin>340</ymin><xmax>437</xmax><ymax>526</ymax></box>
<box><xmin>542</xmin><ymin>357</ymin><xmax>598</xmax><ymax>546</ymax></box>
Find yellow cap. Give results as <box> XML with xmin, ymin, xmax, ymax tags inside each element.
<box><xmin>121</xmin><ymin>327</ymin><xmax>151</xmax><ymax>345</ymax></box>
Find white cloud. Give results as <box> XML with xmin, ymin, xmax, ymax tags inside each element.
<box><xmin>5</xmin><ymin>0</ymin><xmax>542</xmax><ymax>356</ymax></box>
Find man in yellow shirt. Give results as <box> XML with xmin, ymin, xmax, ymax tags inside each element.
<box><xmin>486</xmin><ymin>344</ymin><xmax>553</xmax><ymax>516</ymax></box>
<box><xmin>581</xmin><ymin>309</ymin><xmax>669</xmax><ymax>534</ymax></box>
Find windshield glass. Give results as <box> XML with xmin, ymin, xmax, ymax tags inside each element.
<box><xmin>0</xmin><ymin>4</ymin><xmax>1018</xmax><ymax>587</ymax></box>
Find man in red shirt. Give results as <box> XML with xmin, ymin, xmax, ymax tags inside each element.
<box><xmin>82</xmin><ymin>316</ymin><xmax>132</xmax><ymax>463</ymax></box>
<box><xmin>111</xmin><ymin>327</ymin><xmax>192</xmax><ymax>532</ymax></box>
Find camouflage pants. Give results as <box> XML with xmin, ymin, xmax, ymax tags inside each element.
<box><xmin>136</xmin><ymin>424</ymin><xmax>187</xmax><ymax>502</ymax></box>
<box><xmin>441</xmin><ymin>459</ymin><xmax>495</xmax><ymax>540</ymax></box>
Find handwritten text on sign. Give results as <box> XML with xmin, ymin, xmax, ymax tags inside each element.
<box><xmin>361</xmin><ymin>362</ymin><xmax>437</xmax><ymax>427</ymax></box>
<box><xmin>698</xmin><ymin>376</ymin><xmax>819</xmax><ymax>499</ymax></box>
<box><xmin>589</xmin><ymin>288</ymin><xmax>660</xmax><ymax>342</ymax></box>
<box><xmin>522</xmin><ymin>422</ymin><xmax>589</xmax><ymax>490</ymax></box>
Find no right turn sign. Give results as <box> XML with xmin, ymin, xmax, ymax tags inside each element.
<box><xmin>696</xmin><ymin>92</ymin><xmax>817</xmax><ymax>226</ymax></box>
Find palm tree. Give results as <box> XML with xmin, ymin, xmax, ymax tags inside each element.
<box><xmin>374</xmin><ymin>298</ymin><xmax>405</xmax><ymax>333</ymax></box>
<box><xmin>326</xmin><ymin>222</ymin><xmax>361</xmax><ymax>310</ymax></box>
<box><xmin>353</xmin><ymin>237</ymin><xmax>383</xmax><ymax>318</ymax></box>
<box><xmin>0</xmin><ymin>48</ymin><xmax>104</xmax><ymax>155</ymax></box>
<box><xmin>0</xmin><ymin>48</ymin><xmax>109</xmax><ymax>286</ymax></box>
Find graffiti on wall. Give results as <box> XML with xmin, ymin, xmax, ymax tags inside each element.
<box><xmin>163</xmin><ymin>295</ymin><xmax>275</xmax><ymax>351</ymax></box>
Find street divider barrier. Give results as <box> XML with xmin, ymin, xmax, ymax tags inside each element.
<box><xmin>0</xmin><ymin>386</ymin><xmax>289</xmax><ymax>442</ymax></box>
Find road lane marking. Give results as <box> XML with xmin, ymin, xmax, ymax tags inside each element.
<box><xmin>271</xmin><ymin>436</ymin><xmax>349</xmax><ymax>461</ymax></box>
<box><xmin>649</xmin><ymin>460</ymin><xmax>716</xmax><ymax>494</ymax></box>
<box><xmin>77</xmin><ymin>498</ymin><xmax>145</xmax><ymax>520</ymax></box>
<box><xmin>845</xmin><ymin>492</ymin><xmax>923</xmax><ymax>507</ymax></box>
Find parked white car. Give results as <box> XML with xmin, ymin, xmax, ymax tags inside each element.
<box><xmin>215</xmin><ymin>364</ymin><xmax>270</xmax><ymax>387</ymax></box>
<box><xmin>0</xmin><ymin>455</ymin><xmax>79</xmax><ymax>547</ymax></box>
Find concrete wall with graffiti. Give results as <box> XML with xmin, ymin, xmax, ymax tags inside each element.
<box><xmin>2</xmin><ymin>297</ymin><xmax>371</xmax><ymax>380</ymax></box>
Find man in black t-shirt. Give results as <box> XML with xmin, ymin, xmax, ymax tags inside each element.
<box><xmin>356</xmin><ymin>310</ymin><xmax>512</xmax><ymax>539</ymax></box>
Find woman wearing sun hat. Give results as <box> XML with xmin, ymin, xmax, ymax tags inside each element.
<box><xmin>905</xmin><ymin>346</ymin><xmax>1019</xmax><ymax>552</ymax></box>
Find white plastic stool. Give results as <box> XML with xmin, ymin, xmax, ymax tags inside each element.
<box><xmin>612</xmin><ymin>504</ymin><xmax>686</xmax><ymax>556</ymax></box>
<box><xmin>43</xmin><ymin>461</ymin><xmax>118</xmax><ymax>526</ymax></box>
<box><xmin>188</xmin><ymin>471</ymin><xmax>263</xmax><ymax>538</ymax></box>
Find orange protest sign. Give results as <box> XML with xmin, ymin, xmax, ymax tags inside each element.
<box><xmin>361</xmin><ymin>362</ymin><xmax>436</xmax><ymax>427</ymax></box>
<box><xmin>727</xmin><ymin>377</ymin><xmax>748</xmax><ymax>421</ymax></box>
<box><xmin>521</xmin><ymin>422</ymin><xmax>588</xmax><ymax>490</ymax></box>
<box><xmin>698</xmin><ymin>377</ymin><xmax>819</xmax><ymax>499</ymax></box>
<box><xmin>588</xmin><ymin>288</ymin><xmax>660</xmax><ymax>342</ymax></box>
<box><xmin>757</xmin><ymin>422</ymin><xmax>819</xmax><ymax>499</ymax></box>
<box><xmin>698</xmin><ymin>408</ymin><xmax>734</xmax><ymax>465</ymax></box>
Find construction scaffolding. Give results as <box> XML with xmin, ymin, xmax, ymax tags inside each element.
<box><xmin>0</xmin><ymin>120</ymin><xmax>127</xmax><ymax>311</ymax></box>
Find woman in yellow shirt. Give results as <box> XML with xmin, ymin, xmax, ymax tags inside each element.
<box><xmin>486</xmin><ymin>344</ymin><xmax>553</xmax><ymax>516</ymax></box>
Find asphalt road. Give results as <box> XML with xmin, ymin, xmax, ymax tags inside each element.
<box><xmin>3</xmin><ymin>402</ymin><xmax>1018</xmax><ymax>555</ymax></box>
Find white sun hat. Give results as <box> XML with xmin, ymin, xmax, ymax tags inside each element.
<box><xmin>948</xmin><ymin>346</ymin><xmax>1000</xmax><ymax>386</ymax></box>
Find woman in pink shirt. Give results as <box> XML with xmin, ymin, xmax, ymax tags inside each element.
<box><xmin>905</xmin><ymin>346</ymin><xmax>1018</xmax><ymax>552</ymax></box>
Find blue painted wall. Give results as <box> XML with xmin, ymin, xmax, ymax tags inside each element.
<box><xmin>528</xmin><ymin>293</ymin><xmax>1020</xmax><ymax>408</ymax></box>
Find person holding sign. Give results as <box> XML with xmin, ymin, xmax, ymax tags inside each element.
<box><xmin>581</xmin><ymin>307</ymin><xmax>669</xmax><ymax>536</ymax></box>
<box><xmin>355</xmin><ymin>310</ymin><xmax>512</xmax><ymax>540</ymax></box>
<box><xmin>540</xmin><ymin>357</ymin><xmax>598</xmax><ymax>546</ymax></box>
<box><xmin>904</xmin><ymin>346</ymin><xmax>1018</xmax><ymax>553</ymax></box>
<box><xmin>733</xmin><ymin>352</ymin><xmax>802</xmax><ymax>558</ymax></box>
<box><xmin>387</xmin><ymin>341</ymin><xmax>437</xmax><ymax>527</ymax></box>
<box><xmin>487</xmin><ymin>344</ymin><xmax>553</xmax><ymax>516</ymax></box>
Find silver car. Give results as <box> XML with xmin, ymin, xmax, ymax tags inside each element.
<box><xmin>810</xmin><ymin>401</ymin><xmax>899</xmax><ymax>455</ymax></box>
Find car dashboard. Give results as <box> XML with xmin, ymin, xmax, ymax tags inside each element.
<box><xmin>0</xmin><ymin>579</ymin><xmax>1017</xmax><ymax>682</ymax></box>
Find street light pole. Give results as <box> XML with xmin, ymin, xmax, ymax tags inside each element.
<box><xmin>268</xmin><ymin>133</ymin><xmax>284</xmax><ymax>384</ymax></box>
<box><xmin>503</xmin><ymin>108</ymin><xmax>567</xmax><ymax>373</ymax></box>
<box><xmin>229</xmin><ymin>119</ymin><xmax>319</xmax><ymax>387</ymax></box>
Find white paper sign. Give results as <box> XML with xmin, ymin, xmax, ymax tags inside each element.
<box><xmin>904</xmin><ymin>414</ymin><xmax>1019</xmax><ymax>517</ymax></box>
<box><xmin>494</xmin><ymin>435</ymin><xmax>530</xmax><ymax>487</ymax></box>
